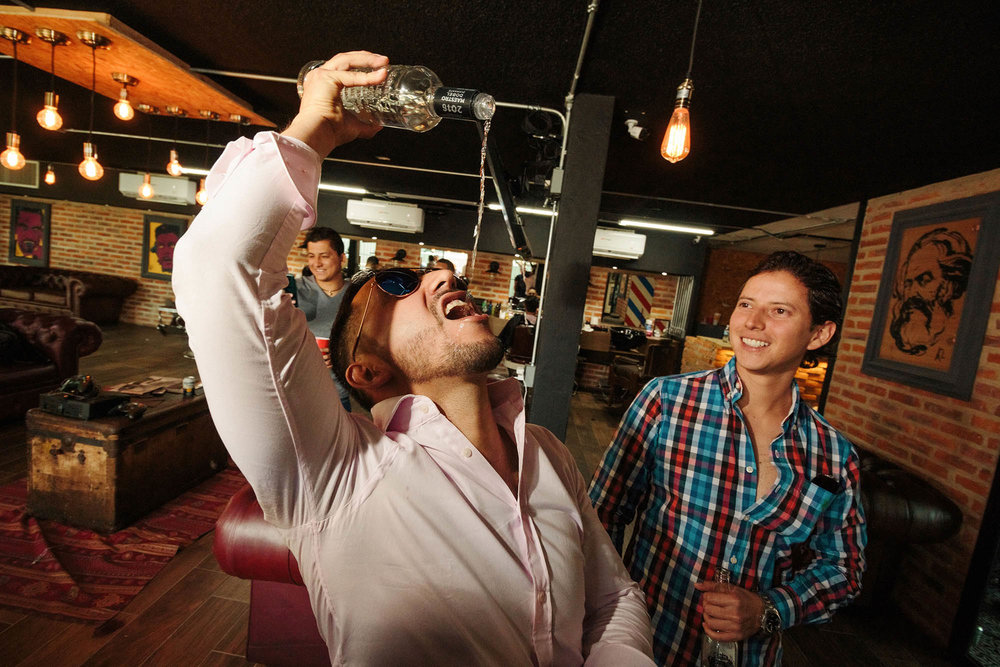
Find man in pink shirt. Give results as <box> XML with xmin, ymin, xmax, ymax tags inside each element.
<box><xmin>173</xmin><ymin>51</ymin><xmax>653</xmax><ymax>665</ymax></box>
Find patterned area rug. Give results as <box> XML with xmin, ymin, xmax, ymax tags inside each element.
<box><xmin>0</xmin><ymin>467</ymin><xmax>245</xmax><ymax>622</ymax></box>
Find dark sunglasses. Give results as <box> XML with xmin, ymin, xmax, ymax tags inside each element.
<box><xmin>351</xmin><ymin>268</ymin><xmax>469</xmax><ymax>361</ymax></box>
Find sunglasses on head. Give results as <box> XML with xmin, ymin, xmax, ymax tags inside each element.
<box><xmin>351</xmin><ymin>267</ymin><xmax>469</xmax><ymax>361</ymax></box>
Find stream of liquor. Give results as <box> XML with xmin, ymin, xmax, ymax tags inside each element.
<box><xmin>469</xmin><ymin>118</ymin><xmax>491</xmax><ymax>289</ymax></box>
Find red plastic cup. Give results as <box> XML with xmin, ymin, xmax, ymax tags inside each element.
<box><xmin>315</xmin><ymin>336</ymin><xmax>330</xmax><ymax>351</ymax></box>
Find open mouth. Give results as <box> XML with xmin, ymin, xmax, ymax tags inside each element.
<box><xmin>741</xmin><ymin>337</ymin><xmax>769</xmax><ymax>349</ymax></box>
<box><xmin>442</xmin><ymin>292</ymin><xmax>477</xmax><ymax>320</ymax></box>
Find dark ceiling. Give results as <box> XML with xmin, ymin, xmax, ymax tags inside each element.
<box><xmin>3</xmin><ymin>0</ymin><xmax>1000</xmax><ymax>235</ymax></box>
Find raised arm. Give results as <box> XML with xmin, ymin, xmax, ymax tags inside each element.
<box><xmin>172</xmin><ymin>52</ymin><xmax>388</xmax><ymax>525</ymax></box>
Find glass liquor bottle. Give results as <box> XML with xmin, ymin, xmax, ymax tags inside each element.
<box><xmin>701</xmin><ymin>568</ymin><xmax>740</xmax><ymax>667</ymax></box>
<box><xmin>297</xmin><ymin>62</ymin><xmax>495</xmax><ymax>132</ymax></box>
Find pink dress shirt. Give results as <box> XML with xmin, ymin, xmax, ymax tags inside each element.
<box><xmin>173</xmin><ymin>131</ymin><xmax>654</xmax><ymax>666</ymax></box>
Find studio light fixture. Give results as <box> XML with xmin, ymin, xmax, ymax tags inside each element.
<box><xmin>487</xmin><ymin>202</ymin><xmax>556</xmax><ymax>217</ymax></box>
<box><xmin>165</xmin><ymin>106</ymin><xmax>185</xmax><ymax>176</ymax></box>
<box><xmin>44</xmin><ymin>164</ymin><xmax>56</xmax><ymax>185</ymax></box>
<box><xmin>35</xmin><ymin>28</ymin><xmax>69</xmax><ymax>131</ymax></box>
<box><xmin>319</xmin><ymin>183</ymin><xmax>367</xmax><ymax>195</ymax></box>
<box><xmin>660</xmin><ymin>0</ymin><xmax>703</xmax><ymax>163</ymax></box>
<box><xmin>77</xmin><ymin>31</ymin><xmax>111</xmax><ymax>181</ymax></box>
<box><xmin>619</xmin><ymin>218</ymin><xmax>715</xmax><ymax>236</ymax></box>
<box><xmin>1</xmin><ymin>27</ymin><xmax>29</xmax><ymax>171</ymax></box>
<box><xmin>111</xmin><ymin>72</ymin><xmax>139</xmax><ymax>121</ymax></box>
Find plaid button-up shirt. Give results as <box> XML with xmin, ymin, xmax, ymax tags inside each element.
<box><xmin>589</xmin><ymin>358</ymin><xmax>867</xmax><ymax>666</ymax></box>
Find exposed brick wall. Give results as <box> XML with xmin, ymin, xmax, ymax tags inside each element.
<box><xmin>0</xmin><ymin>193</ymin><xmax>189</xmax><ymax>327</ymax></box>
<box><xmin>825</xmin><ymin>167</ymin><xmax>1000</xmax><ymax>645</ymax></box>
<box><xmin>698</xmin><ymin>247</ymin><xmax>848</xmax><ymax>325</ymax></box>
<box><xmin>583</xmin><ymin>266</ymin><xmax>678</xmax><ymax>327</ymax></box>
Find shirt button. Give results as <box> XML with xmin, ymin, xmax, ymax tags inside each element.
<box><xmin>746</xmin><ymin>465</ymin><xmax>754</xmax><ymax>473</ymax></box>
<box><xmin>420</xmin><ymin>405</ymin><xmax>430</xmax><ymax>414</ymax></box>
<box><xmin>462</xmin><ymin>448</ymin><xmax>473</xmax><ymax>458</ymax></box>
<box><xmin>730</xmin><ymin>556</ymin><xmax>738</xmax><ymax>565</ymax></box>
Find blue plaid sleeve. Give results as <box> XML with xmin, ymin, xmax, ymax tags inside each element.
<box><xmin>588</xmin><ymin>379</ymin><xmax>662</xmax><ymax>551</ymax></box>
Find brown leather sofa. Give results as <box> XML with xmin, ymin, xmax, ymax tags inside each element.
<box><xmin>0</xmin><ymin>265</ymin><xmax>138</xmax><ymax>324</ymax></box>
<box><xmin>0</xmin><ymin>308</ymin><xmax>103</xmax><ymax>422</ymax></box>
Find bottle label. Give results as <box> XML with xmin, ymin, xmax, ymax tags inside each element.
<box><xmin>433</xmin><ymin>88</ymin><xmax>480</xmax><ymax>119</ymax></box>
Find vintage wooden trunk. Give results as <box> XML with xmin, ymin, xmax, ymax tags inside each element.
<box><xmin>26</xmin><ymin>393</ymin><xmax>229</xmax><ymax>533</ymax></box>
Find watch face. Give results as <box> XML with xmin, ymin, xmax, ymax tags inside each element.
<box><xmin>764</xmin><ymin>608</ymin><xmax>781</xmax><ymax>634</ymax></box>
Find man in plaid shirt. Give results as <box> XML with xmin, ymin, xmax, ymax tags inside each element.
<box><xmin>589</xmin><ymin>251</ymin><xmax>867</xmax><ymax>666</ymax></box>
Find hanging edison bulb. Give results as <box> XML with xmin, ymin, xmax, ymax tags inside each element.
<box><xmin>1</xmin><ymin>132</ymin><xmax>27</xmax><ymax>170</ymax></box>
<box><xmin>660</xmin><ymin>79</ymin><xmax>693</xmax><ymax>163</ymax></box>
<box><xmin>138</xmin><ymin>172</ymin><xmax>155</xmax><ymax>199</ymax></box>
<box><xmin>111</xmin><ymin>73</ymin><xmax>138</xmax><ymax>121</ymax></box>
<box><xmin>195</xmin><ymin>178</ymin><xmax>208</xmax><ymax>205</ymax></box>
<box><xmin>78</xmin><ymin>142</ymin><xmax>104</xmax><ymax>181</ymax></box>
<box><xmin>166</xmin><ymin>148</ymin><xmax>184</xmax><ymax>177</ymax></box>
<box><xmin>44</xmin><ymin>164</ymin><xmax>56</xmax><ymax>185</ymax></box>
<box><xmin>114</xmin><ymin>93</ymin><xmax>135</xmax><ymax>121</ymax></box>
<box><xmin>36</xmin><ymin>92</ymin><xmax>64</xmax><ymax>130</ymax></box>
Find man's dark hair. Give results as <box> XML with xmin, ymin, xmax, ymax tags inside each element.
<box><xmin>436</xmin><ymin>257</ymin><xmax>456</xmax><ymax>272</ymax></box>
<box><xmin>301</xmin><ymin>227</ymin><xmax>345</xmax><ymax>255</ymax></box>
<box><xmin>747</xmin><ymin>250</ymin><xmax>843</xmax><ymax>363</ymax></box>
<box><xmin>150</xmin><ymin>224</ymin><xmax>181</xmax><ymax>252</ymax></box>
<box><xmin>523</xmin><ymin>296</ymin><xmax>539</xmax><ymax>314</ymax></box>
<box><xmin>329</xmin><ymin>270</ymin><xmax>380</xmax><ymax>409</ymax></box>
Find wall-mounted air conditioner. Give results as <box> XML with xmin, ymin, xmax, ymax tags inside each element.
<box><xmin>593</xmin><ymin>227</ymin><xmax>646</xmax><ymax>259</ymax></box>
<box><xmin>346</xmin><ymin>198</ymin><xmax>424</xmax><ymax>234</ymax></box>
<box><xmin>118</xmin><ymin>173</ymin><xmax>196</xmax><ymax>205</ymax></box>
<box><xmin>0</xmin><ymin>160</ymin><xmax>39</xmax><ymax>188</ymax></box>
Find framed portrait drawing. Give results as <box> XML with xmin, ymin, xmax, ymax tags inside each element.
<box><xmin>862</xmin><ymin>191</ymin><xmax>1000</xmax><ymax>400</ymax></box>
<box><xmin>141</xmin><ymin>214</ymin><xmax>188</xmax><ymax>281</ymax></box>
<box><xmin>8</xmin><ymin>200</ymin><xmax>51</xmax><ymax>267</ymax></box>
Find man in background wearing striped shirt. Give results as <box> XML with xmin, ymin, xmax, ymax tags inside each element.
<box><xmin>589</xmin><ymin>251</ymin><xmax>867</xmax><ymax>665</ymax></box>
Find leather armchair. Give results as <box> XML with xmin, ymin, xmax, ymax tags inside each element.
<box><xmin>214</xmin><ymin>485</ymin><xmax>329</xmax><ymax>666</ymax></box>
<box><xmin>0</xmin><ymin>308</ymin><xmax>102</xmax><ymax>422</ymax></box>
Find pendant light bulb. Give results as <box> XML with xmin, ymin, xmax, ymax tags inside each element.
<box><xmin>44</xmin><ymin>164</ymin><xmax>56</xmax><ymax>185</ymax></box>
<box><xmin>660</xmin><ymin>79</ymin><xmax>693</xmax><ymax>163</ymax></box>
<box><xmin>78</xmin><ymin>142</ymin><xmax>104</xmax><ymax>181</ymax></box>
<box><xmin>195</xmin><ymin>177</ymin><xmax>208</xmax><ymax>206</ymax></box>
<box><xmin>166</xmin><ymin>148</ymin><xmax>184</xmax><ymax>177</ymax></box>
<box><xmin>1</xmin><ymin>132</ymin><xmax>27</xmax><ymax>170</ymax></box>
<box><xmin>114</xmin><ymin>92</ymin><xmax>135</xmax><ymax>121</ymax></box>
<box><xmin>36</xmin><ymin>92</ymin><xmax>63</xmax><ymax>131</ymax></box>
<box><xmin>138</xmin><ymin>172</ymin><xmax>155</xmax><ymax>199</ymax></box>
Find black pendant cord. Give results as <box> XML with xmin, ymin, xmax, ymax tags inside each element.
<box><xmin>145</xmin><ymin>114</ymin><xmax>153</xmax><ymax>173</ymax></box>
<box><xmin>88</xmin><ymin>44</ymin><xmax>96</xmax><ymax>141</ymax></box>
<box><xmin>684</xmin><ymin>0</ymin><xmax>703</xmax><ymax>79</ymax></box>
<box><xmin>10</xmin><ymin>40</ymin><xmax>18</xmax><ymax>133</ymax></box>
<box><xmin>49</xmin><ymin>42</ymin><xmax>56</xmax><ymax>93</ymax></box>
<box><xmin>203</xmin><ymin>117</ymin><xmax>211</xmax><ymax>169</ymax></box>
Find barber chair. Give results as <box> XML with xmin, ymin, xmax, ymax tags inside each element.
<box><xmin>607</xmin><ymin>338</ymin><xmax>683</xmax><ymax>414</ymax></box>
<box><xmin>214</xmin><ymin>485</ymin><xmax>330</xmax><ymax>666</ymax></box>
<box><xmin>503</xmin><ymin>325</ymin><xmax>535</xmax><ymax>381</ymax></box>
<box><xmin>609</xmin><ymin>326</ymin><xmax>646</xmax><ymax>352</ymax></box>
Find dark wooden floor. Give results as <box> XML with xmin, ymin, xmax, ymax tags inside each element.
<box><xmin>0</xmin><ymin>324</ymin><xmax>960</xmax><ymax>665</ymax></box>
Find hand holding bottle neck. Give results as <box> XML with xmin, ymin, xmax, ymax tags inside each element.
<box><xmin>283</xmin><ymin>51</ymin><xmax>389</xmax><ymax>156</ymax></box>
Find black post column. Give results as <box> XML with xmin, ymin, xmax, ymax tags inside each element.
<box><xmin>529</xmin><ymin>93</ymin><xmax>614</xmax><ymax>441</ymax></box>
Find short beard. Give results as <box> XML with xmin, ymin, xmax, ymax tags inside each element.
<box><xmin>395</xmin><ymin>330</ymin><xmax>505</xmax><ymax>383</ymax></box>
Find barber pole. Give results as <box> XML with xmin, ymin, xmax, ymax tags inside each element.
<box><xmin>624</xmin><ymin>275</ymin><xmax>653</xmax><ymax>329</ymax></box>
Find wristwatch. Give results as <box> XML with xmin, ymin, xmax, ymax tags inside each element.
<box><xmin>759</xmin><ymin>594</ymin><xmax>782</xmax><ymax>635</ymax></box>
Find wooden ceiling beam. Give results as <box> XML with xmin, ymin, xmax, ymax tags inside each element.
<box><xmin>0</xmin><ymin>7</ymin><xmax>274</xmax><ymax>127</ymax></box>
